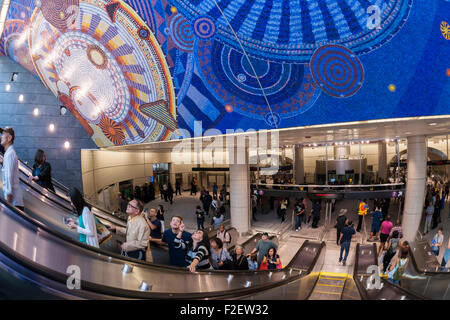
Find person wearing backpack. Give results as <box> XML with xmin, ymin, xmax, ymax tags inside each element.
<box><xmin>335</xmin><ymin>209</ymin><xmax>347</xmax><ymax>245</ymax></box>
<box><xmin>387</xmin><ymin>248</ymin><xmax>409</xmax><ymax>285</ymax></box>
<box><xmin>382</xmin><ymin>230</ymin><xmax>400</xmax><ymax>273</ymax></box>
<box><xmin>216</xmin><ymin>224</ymin><xmax>231</xmax><ymax>249</ymax></box>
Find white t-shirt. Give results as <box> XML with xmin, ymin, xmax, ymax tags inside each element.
<box><xmin>1</xmin><ymin>146</ymin><xmax>24</xmax><ymax>207</ymax></box>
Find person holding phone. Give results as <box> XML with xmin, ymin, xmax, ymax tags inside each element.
<box><xmin>67</xmin><ymin>187</ymin><xmax>99</xmax><ymax>248</ymax></box>
<box><xmin>144</xmin><ymin>208</ymin><xmax>162</xmax><ymax>243</ymax></box>
<box><xmin>161</xmin><ymin>216</ymin><xmax>192</xmax><ymax>267</ymax></box>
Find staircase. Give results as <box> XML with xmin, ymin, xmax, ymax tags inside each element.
<box><xmin>308</xmin><ymin>272</ymin><xmax>348</xmax><ymax>300</ymax></box>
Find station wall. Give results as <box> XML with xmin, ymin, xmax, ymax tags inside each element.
<box><xmin>0</xmin><ymin>0</ymin><xmax>448</xmax><ymax>148</ymax></box>
<box><xmin>0</xmin><ymin>55</ymin><xmax>97</xmax><ymax>191</ymax></box>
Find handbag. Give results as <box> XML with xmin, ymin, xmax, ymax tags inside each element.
<box><xmin>259</xmin><ymin>261</ymin><xmax>268</xmax><ymax>270</ymax></box>
<box><xmin>218</xmin><ymin>249</ymin><xmax>233</xmax><ymax>270</ymax></box>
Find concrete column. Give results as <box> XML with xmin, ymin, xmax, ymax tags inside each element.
<box><xmin>229</xmin><ymin>146</ymin><xmax>250</xmax><ymax>235</ymax></box>
<box><xmin>294</xmin><ymin>145</ymin><xmax>304</xmax><ymax>184</ymax></box>
<box><xmin>402</xmin><ymin>136</ymin><xmax>427</xmax><ymax>242</ymax></box>
<box><xmin>378</xmin><ymin>141</ymin><xmax>388</xmax><ymax>182</ymax></box>
<box><xmin>334</xmin><ymin>146</ymin><xmax>350</xmax><ymax>159</ymax></box>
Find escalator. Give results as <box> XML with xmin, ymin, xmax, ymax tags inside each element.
<box><xmin>0</xmin><ymin>195</ymin><xmax>326</xmax><ymax>299</ymax></box>
<box><xmin>16</xmin><ymin>158</ymin><xmax>127</xmax><ymax>222</ymax></box>
<box><xmin>353</xmin><ymin>244</ymin><xmax>425</xmax><ymax>299</ymax></box>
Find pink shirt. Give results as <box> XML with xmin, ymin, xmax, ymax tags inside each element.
<box><xmin>380</xmin><ymin>221</ymin><xmax>393</xmax><ymax>235</ymax></box>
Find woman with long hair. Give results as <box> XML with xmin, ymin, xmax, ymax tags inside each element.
<box><xmin>262</xmin><ymin>247</ymin><xmax>281</xmax><ymax>270</ymax></box>
<box><xmin>156</xmin><ymin>204</ymin><xmax>165</xmax><ymax>232</ymax></box>
<box><xmin>66</xmin><ymin>187</ymin><xmax>99</xmax><ymax>248</ymax></box>
<box><xmin>31</xmin><ymin>149</ymin><xmax>55</xmax><ymax>192</ymax></box>
<box><xmin>179</xmin><ymin>228</ymin><xmax>210</xmax><ymax>272</ymax></box>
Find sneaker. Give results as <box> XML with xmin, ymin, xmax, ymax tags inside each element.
<box><xmin>343</xmin><ymin>260</ymin><xmax>346</xmax><ymax>266</ymax></box>
<box><xmin>295</xmin><ymin>229</ymin><xmax>299</xmax><ymax>232</ymax></box>
<box><xmin>339</xmin><ymin>258</ymin><xmax>342</xmax><ymax>263</ymax></box>
<box><xmin>367</xmin><ymin>238</ymin><xmax>373</xmax><ymax>242</ymax></box>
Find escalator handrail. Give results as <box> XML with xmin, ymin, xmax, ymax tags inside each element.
<box><xmin>408</xmin><ymin>246</ymin><xmax>450</xmax><ymax>275</ymax></box>
<box><xmin>0</xmin><ymin>237</ymin><xmax>304</xmax><ymax>300</ymax></box>
<box><xmin>16</xmin><ymin>154</ymin><xmax>124</xmax><ymax>224</ymax></box>
<box><xmin>17</xmin><ymin>172</ymin><xmax>126</xmax><ymax>228</ymax></box>
<box><xmin>352</xmin><ymin>243</ymin><xmax>372</xmax><ymax>300</ymax></box>
<box><xmin>0</xmin><ymin>199</ymin><xmax>308</xmax><ymax>299</ymax></box>
<box><xmin>17</xmin><ymin>155</ymin><xmax>68</xmax><ymax>193</ymax></box>
<box><xmin>353</xmin><ymin>243</ymin><xmax>425</xmax><ymax>300</ymax></box>
<box><xmin>0</xmin><ymin>196</ymin><xmax>317</xmax><ymax>278</ymax></box>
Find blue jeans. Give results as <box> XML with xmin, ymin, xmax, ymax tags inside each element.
<box><xmin>295</xmin><ymin>215</ymin><xmax>303</xmax><ymax>229</ymax></box>
<box><xmin>339</xmin><ymin>241</ymin><xmax>351</xmax><ymax>262</ymax></box>
<box><xmin>432</xmin><ymin>248</ymin><xmax>440</xmax><ymax>256</ymax></box>
<box><xmin>197</xmin><ymin>219</ymin><xmax>204</xmax><ymax>230</ymax></box>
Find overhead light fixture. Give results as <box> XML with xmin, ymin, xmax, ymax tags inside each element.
<box><xmin>33</xmin><ymin>108</ymin><xmax>39</xmax><ymax>116</ymax></box>
<box><xmin>60</xmin><ymin>106</ymin><xmax>67</xmax><ymax>115</ymax></box>
<box><xmin>5</xmin><ymin>84</ymin><xmax>10</xmax><ymax>91</ymax></box>
<box><xmin>11</xmin><ymin>72</ymin><xmax>18</xmax><ymax>82</ymax></box>
<box><xmin>49</xmin><ymin>123</ymin><xmax>55</xmax><ymax>132</ymax></box>
<box><xmin>428</xmin><ymin>123</ymin><xmax>437</xmax><ymax>126</ymax></box>
<box><xmin>64</xmin><ymin>141</ymin><xmax>70</xmax><ymax>149</ymax></box>
<box><xmin>18</xmin><ymin>94</ymin><xmax>24</xmax><ymax>102</ymax></box>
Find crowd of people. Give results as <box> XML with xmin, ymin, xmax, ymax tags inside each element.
<box><xmin>2</xmin><ymin>125</ymin><xmax>449</xmax><ymax>280</ymax></box>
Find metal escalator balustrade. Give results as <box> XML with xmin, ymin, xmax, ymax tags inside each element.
<box><xmin>0</xmin><ymin>197</ymin><xmax>324</xmax><ymax>299</ymax></box>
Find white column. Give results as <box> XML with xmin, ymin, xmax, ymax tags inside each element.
<box><xmin>378</xmin><ymin>141</ymin><xmax>387</xmax><ymax>182</ymax></box>
<box><xmin>402</xmin><ymin>136</ymin><xmax>427</xmax><ymax>242</ymax></box>
<box><xmin>294</xmin><ymin>145</ymin><xmax>304</xmax><ymax>184</ymax></box>
<box><xmin>229</xmin><ymin>146</ymin><xmax>250</xmax><ymax>235</ymax></box>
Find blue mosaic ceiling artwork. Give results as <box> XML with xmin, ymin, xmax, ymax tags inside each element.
<box><xmin>0</xmin><ymin>0</ymin><xmax>448</xmax><ymax>146</ymax></box>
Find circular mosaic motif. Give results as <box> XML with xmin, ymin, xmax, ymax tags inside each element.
<box><xmin>29</xmin><ymin>0</ymin><xmax>176</xmax><ymax>146</ymax></box>
<box><xmin>137</xmin><ymin>26</ymin><xmax>150</xmax><ymax>40</ymax></box>
<box><xmin>310</xmin><ymin>44</ymin><xmax>364</xmax><ymax>98</ymax></box>
<box><xmin>197</xmin><ymin>40</ymin><xmax>319</xmax><ymax>120</ymax></box>
<box><xmin>171</xmin><ymin>0</ymin><xmax>412</xmax><ymax>63</ymax></box>
<box><xmin>40</xmin><ymin>0</ymin><xmax>79</xmax><ymax>30</ymax></box>
<box><xmin>99</xmin><ymin>115</ymin><xmax>125</xmax><ymax>145</ymax></box>
<box><xmin>192</xmin><ymin>16</ymin><xmax>215</xmax><ymax>39</ymax></box>
<box><xmin>170</xmin><ymin>14</ymin><xmax>194</xmax><ymax>52</ymax></box>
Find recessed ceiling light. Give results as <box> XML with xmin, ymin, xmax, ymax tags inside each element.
<box><xmin>428</xmin><ymin>123</ymin><xmax>437</xmax><ymax>126</ymax></box>
<box><xmin>405</xmin><ymin>131</ymin><xmax>411</xmax><ymax>134</ymax></box>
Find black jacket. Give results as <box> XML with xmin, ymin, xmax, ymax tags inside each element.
<box><xmin>232</xmin><ymin>253</ymin><xmax>249</xmax><ymax>270</ymax></box>
<box><xmin>32</xmin><ymin>162</ymin><xmax>55</xmax><ymax>192</ymax></box>
<box><xmin>336</xmin><ymin>215</ymin><xmax>347</xmax><ymax>230</ymax></box>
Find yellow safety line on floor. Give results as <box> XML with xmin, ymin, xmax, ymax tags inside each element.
<box><xmin>319</xmin><ymin>277</ymin><xmax>346</xmax><ymax>281</ymax></box>
<box><xmin>319</xmin><ymin>271</ymin><xmax>348</xmax><ymax>278</ymax></box>
<box><xmin>313</xmin><ymin>290</ymin><xmax>342</xmax><ymax>295</ymax></box>
<box><xmin>317</xmin><ymin>283</ymin><xmax>344</xmax><ymax>288</ymax></box>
